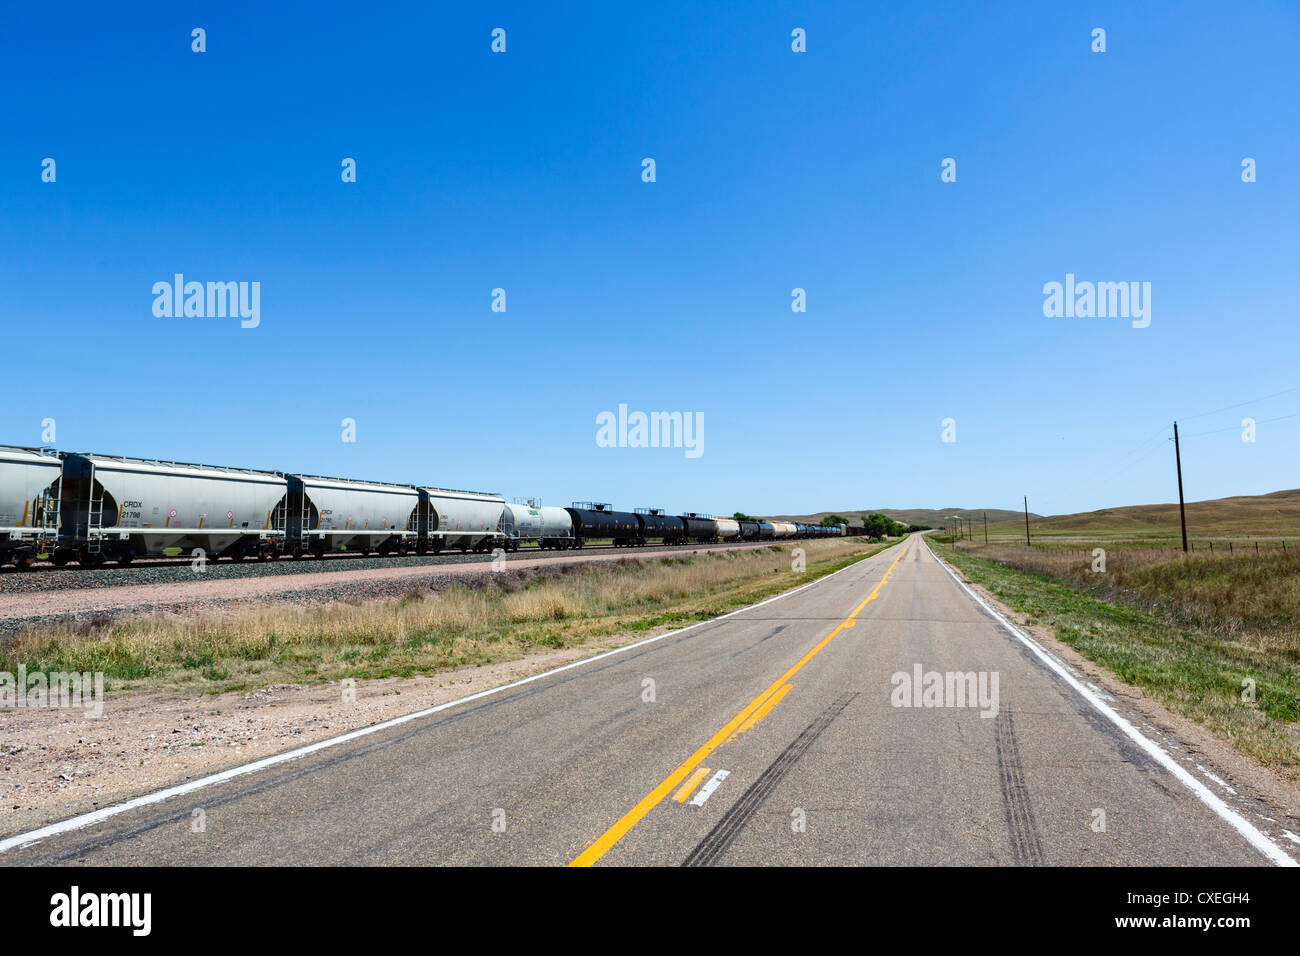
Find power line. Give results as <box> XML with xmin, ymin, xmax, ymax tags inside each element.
<box><xmin>1179</xmin><ymin>383</ymin><xmax>1300</xmax><ymax>422</ymax></box>
<box><xmin>1042</xmin><ymin>382</ymin><xmax>1300</xmax><ymax>504</ymax></box>
<box><xmin>1100</xmin><ymin>439</ymin><xmax>1171</xmax><ymax>483</ymax></box>
<box><xmin>1004</xmin><ymin>384</ymin><xmax>1300</xmax><ymax>517</ymax></box>
<box><xmin>1182</xmin><ymin>408</ymin><xmax>1300</xmax><ymax>439</ymax></box>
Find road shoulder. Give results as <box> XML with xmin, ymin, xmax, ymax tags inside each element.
<box><xmin>930</xmin><ymin>544</ymin><xmax>1300</xmax><ymax>852</ymax></box>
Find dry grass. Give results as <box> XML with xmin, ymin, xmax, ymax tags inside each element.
<box><xmin>2</xmin><ymin>539</ymin><xmax>887</xmax><ymax>695</ymax></box>
<box><xmin>953</xmin><ymin>542</ymin><xmax>1300</xmax><ymax>646</ymax></box>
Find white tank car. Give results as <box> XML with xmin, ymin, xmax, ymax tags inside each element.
<box><xmin>0</xmin><ymin>446</ymin><xmax>63</xmax><ymax>567</ymax></box>
<box><xmin>59</xmin><ymin>453</ymin><xmax>288</xmax><ymax>565</ymax></box>
<box><xmin>420</xmin><ymin>488</ymin><xmax>506</xmax><ymax>553</ymax></box>
<box><xmin>500</xmin><ymin>502</ymin><xmax>573</xmax><ymax>551</ymax></box>
<box><xmin>771</xmin><ymin>521</ymin><xmax>797</xmax><ymax>538</ymax></box>
<box><xmin>713</xmin><ymin>517</ymin><xmax>741</xmax><ymax>541</ymax></box>
<box><xmin>282</xmin><ymin>475</ymin><xmax>420</xmax><ymax>557</ymax></box>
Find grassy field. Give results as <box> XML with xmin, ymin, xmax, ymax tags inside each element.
<box><xmin>2</xmin><ymin>538</ymin><xmax>899</xmax><ymax>697</ymax></box>
<box><xmin>929</xmin><ymin>536</ymin><xmax>1300</xmax><ymax>775</ymax></box>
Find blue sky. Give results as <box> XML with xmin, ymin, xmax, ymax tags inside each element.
<box><xmin>3</xmin><ymin>1</ymin><xmax>1297</xmax><ymax>518</ymax></box>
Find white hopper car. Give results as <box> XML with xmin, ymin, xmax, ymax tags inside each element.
<box><xmin>419</xmin><ymin>487</ymin><xmax>508</xmax><ymax>554</ymax></box>
<box><xmin>58</xmin><ymin>453</ymin><xmax>287</xmax><ymax>565</ymax></box>
<box><xmin>0</xmin><ymin>446</ymin><xmax>63</xmax><ymax>568</ymax></box>
<box><xmin>280</xmin><ymin>474</ymin><xmax>420</xmax><ymax>558</ymax></box>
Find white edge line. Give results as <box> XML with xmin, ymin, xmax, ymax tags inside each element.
<box><xmin>924</xmin><ymin>539</ymin><xmax>1297</xmax><ymax>868</ymax></box>
<box><xmin>0</xmin><ymin>539</ymin><xmax>905</xmax><ymax>855</ymax></box>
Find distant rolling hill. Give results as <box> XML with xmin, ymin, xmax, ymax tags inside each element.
<box><xmin>765</xmin><ymin>489</ymin><xmax>1300</xmax><ymax>540</ymax></box>
<box><xmin>765</xmin><ymin>508</ymin><xmax>1037</xmax><ymax>527</ymax></box>
<box><xmin>986</xmin><ymin>488</ymin><xmax>1300</xmax><ymax>539</ymax></box>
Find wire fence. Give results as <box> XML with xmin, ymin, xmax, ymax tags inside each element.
<box><xmin>944</xmin><ymin>537</ymin><xmax>1297</xmax><ymax>557</ymax></box>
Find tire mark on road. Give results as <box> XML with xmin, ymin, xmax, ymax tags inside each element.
<box><xmin>995</xmin><ymin>706</ymin><xmax>1044</xmax><ymax>865</ymax></box>
<box><xmin>728</xmin><ymin>624</ymin><xmax>788</xmax><ymax>659</ymax></box>
<box><xmin>681</xmin><ymin>692</ymin><xmax>858</xmax><ymax>867</ymax></box>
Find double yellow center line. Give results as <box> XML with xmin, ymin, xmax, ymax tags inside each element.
<box><xmin>569</xmin><ymin>542</ymin><xmax>908</xmax><ymax>866</ymax></box>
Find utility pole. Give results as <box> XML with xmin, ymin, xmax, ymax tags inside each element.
<box><xmin>1174</xmin><ymin>421</ymin><xmax>1188</xmax><ymax>553</ymax></box>
<box><xmin>1024</xmin><ymin>496</ymin><xmax>1031</xmax><ymax>547</ymax></box>
<box><xmin>983</xmin><ymin>511</ymin><xmax>987</xmax><ymax>544</ymax></box>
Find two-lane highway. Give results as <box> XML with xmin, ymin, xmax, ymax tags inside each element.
<box><xmin>2</xmin><ymin>535</ymin><xmax>1292</xmax><ymax>866</ymax></box>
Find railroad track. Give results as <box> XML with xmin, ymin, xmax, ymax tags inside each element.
<box><xmin>0</xmin><ymin>538</ymin><xmax>797</xmax><ymax>596</ymax></box>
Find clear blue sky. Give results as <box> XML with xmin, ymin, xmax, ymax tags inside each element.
<box><xmin>4</xmin><ymin>1</ymin><xmax>1297</xmax><ymax>518</ymax></box>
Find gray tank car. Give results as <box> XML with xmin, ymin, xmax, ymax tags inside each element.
<box><xmin>500</xmin><ymin>501</ymin><xmax>573</xmax><ymax>551</ymax></box>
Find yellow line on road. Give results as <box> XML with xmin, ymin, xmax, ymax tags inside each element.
<box><xmin>568</xmin><ymin>543</ymin><xmax>908</xmax><ymax>866</ymax></box>
<box><xmin>672</xmin><ymin>766</ymin><xmax>712</xmax><ymax>803</ymax></box>
<box><xmin>729</xmin><ymin>682</ymin><xmax>793</xmax><ymax>742</ymax></box>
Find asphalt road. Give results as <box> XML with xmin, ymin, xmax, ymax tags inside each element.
<box><xmin>2</xmin><ymin>535</ymin><xmax>1288</xmax><ymax>866</ymax></box>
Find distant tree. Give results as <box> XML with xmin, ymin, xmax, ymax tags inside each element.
<box><xmin>820</xmin><ymin>514</ymin><xmax>847</xmax><ymax>526</ymax></box>
<box><xmin>733</xmin><ymin>512</ymin><xmax>753</xmax><ymax>521</ymax></box>
<box><xmin>860</xmin><ymin>513</ymin><xmax>904</xmax><ymax>540</ymax></box>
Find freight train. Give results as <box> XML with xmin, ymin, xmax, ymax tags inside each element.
<box><xmin>0</xmin><ymin>445</ymin><xmax>848</xmax><ymax>569</ymax></box>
